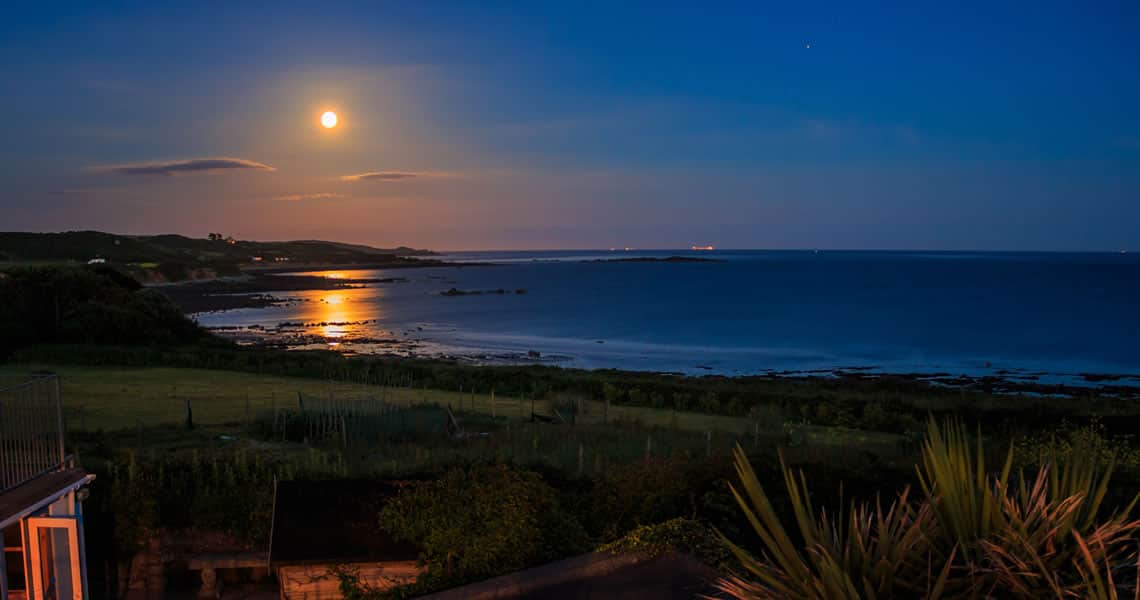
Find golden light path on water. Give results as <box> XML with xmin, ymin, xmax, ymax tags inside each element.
<box><xmin>289</xmin><ymin>275</ymin><xmax>381</xmax><ymax>347</ymax></box>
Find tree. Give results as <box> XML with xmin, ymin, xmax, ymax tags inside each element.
<box><xmin>0</xmin><ymin>265</ymin><xmax>207</xmax><ymax>357</ymax></box>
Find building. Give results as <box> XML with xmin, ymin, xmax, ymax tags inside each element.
<box><xmin>1</xmin><ymin>374</ymin><xmax>95</xmax><ymax>600</ymax></box>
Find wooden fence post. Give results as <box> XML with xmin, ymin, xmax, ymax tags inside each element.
<box><xmin>491</xmin><ymin>389</ymin><xmax>496</xmax><ymax>419</ymax></box>
<box><xmin>184</xmin><ymin>398</ymin><xmax>193</xmax><ymax>430</ymax></box>
<box><xmin>706</xmin><ymin>430</ymin><xmax>712</xmax><ymax>457</ymax></box>
<box><xmin>578</xmin><ymin>442</ymin><xmax>584</xmax><ymax>477</ymax></box>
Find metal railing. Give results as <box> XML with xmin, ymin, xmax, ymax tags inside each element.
<box><xmin>0</xmin><ymin>374</ymin><xmax>67</xmax><ymax>493</ymax></box>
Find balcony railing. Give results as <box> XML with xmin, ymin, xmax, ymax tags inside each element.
<box><xmin>0</xmin><ymin>374</ymin><xmax>67</xmax><ymax>494</ymax></box>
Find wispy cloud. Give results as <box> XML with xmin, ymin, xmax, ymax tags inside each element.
<box><xmin>94</xmin><ymin>157</ymin><xmax>276</xmax><ymax>176</ymax></box>
<box><xmin>273</xmin><ymin>192</ymin><xmax>346</xmax><ymax>201</ymax></box>
<box><xmin>340</xmin><ymin>170</ymin><xmax>453</xmax><ymax>182</ymax></box>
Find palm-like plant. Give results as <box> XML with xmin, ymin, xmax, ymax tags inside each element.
<box><xmin>717</xmin><ymin>446</ymin><xmax>952</xmax><ymax>599</ymax></box>
<box><xmin>977</xmin><ymin>458</ymin><xmax>1140</xmax><ymax>596</ymax></box>
<box><xmin>718</xmin><ymin>418</ymin><xmax>1140</xmax><ymax>599</ymax></box>
<box><xmin>916</xmin><ymin>418</ymin><xmax>1012</xmax><ymax>554</ymax></box>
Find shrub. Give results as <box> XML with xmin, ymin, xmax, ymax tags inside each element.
<box><xmin>699</xmin><ymin>391</ymin><xmax>720</xmax><ymax>412</ymax></box>
<box><xmin>1014</xmin><ymin>419</ymin><xmax>1140</xmax><ymax>473</ymax></box>
<box><xmin>378</xmin><ymin>465</ymin><xmax>589</xmax><ymax>589</ymax></box>
<box><xmin>599</xmin><ymin>517</ymin><xmax>735</xmax><ymax>570</ymax></box>
<box><xmin>97</xmin><ymin>448</ymin><xmax>347</xmax><ymax>555</ymax></box>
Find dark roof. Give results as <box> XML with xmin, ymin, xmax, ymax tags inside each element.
<box><xmin>0</xmin><ymin>468</ymin><xmax>93</xmax><ymax>529</ymax></box>
<box><xmin>421</xmin><ymin>551</ymin><xmax>726</xmax><ymax>600</ymax></box>
<box><xmin>269</xmin><ymin>479</ymin><xmax>420</xmax><ymax>566</ymax></box>
<box><xmin>520</xmin><ymin>552</ymin><xmax>726</xmax><ymax>599</ymax></box>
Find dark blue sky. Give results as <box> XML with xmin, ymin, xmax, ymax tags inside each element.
<box><xmin>2</xmin><ymin>1</ymin><xmax>1138</xmax><ymax>250</ymax></box>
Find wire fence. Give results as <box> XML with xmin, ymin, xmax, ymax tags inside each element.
<box><xmin>0</xmin><ymin>374</ymin><xmax>66</xmax><ymax>492</ymax></box>
<box><xmin>244</xmin><ymin>393</ymin><xmax>800</xmax><ymax>479</ymax></box>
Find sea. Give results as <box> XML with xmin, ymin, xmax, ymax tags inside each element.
<box><xmin>192</xmin><ymin>250</ymin><xmax>1140</xmax><ymax>384</ymax></box>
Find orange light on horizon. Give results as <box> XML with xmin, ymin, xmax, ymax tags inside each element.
<box><xmin>296</xmin><ymin>277</ymin><xmax>381</xmax><ymax>344</ymax></box>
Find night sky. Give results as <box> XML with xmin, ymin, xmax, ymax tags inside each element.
<box><xmin>2</xmin><ymin>1</ymin><xmax>1138</xmax><ymax>250</ymax></box>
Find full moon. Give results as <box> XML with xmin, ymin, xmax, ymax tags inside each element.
<box><xmin>320</xmin><ymin>111</ymin><xmax>338</xmax><ymax>128</ymax></box>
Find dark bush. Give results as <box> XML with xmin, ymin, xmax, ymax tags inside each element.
<box><xmin>0</xmin><ymin>265</ymin><xmax>207</xmax><ymax>356</ymax></box>
<box><xmin>378</xmin><ymin>464</ymin><xmax>589</xmax><ymax>589</ymax></box>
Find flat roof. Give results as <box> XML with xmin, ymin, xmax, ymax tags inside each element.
<box><xmin>0</xmin><ymin>468</ymin><xmax>93</xmax><ymax>529</ymax></box>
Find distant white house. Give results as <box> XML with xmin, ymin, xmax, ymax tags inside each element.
<box><xmin>87</xmin><ymin>258</ymin><xmax>106</xmax><ymax>264</ymax></box>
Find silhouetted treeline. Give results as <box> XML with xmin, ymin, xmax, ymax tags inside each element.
<box><xmin>0</xmin><ymin>265</ymin><xmax>210</xmax><ymax>357</ymax></box>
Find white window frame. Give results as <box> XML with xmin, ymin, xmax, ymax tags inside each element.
<box><xmin>26</xmin><ymin>516</ymin><xmax>84</xmax><ymax>600</ymax></box>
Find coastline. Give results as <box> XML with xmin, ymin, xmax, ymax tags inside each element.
<box><xmin>160</xmin><ymin>273</ymin><xmax>381</xmax><ymax>313</ymax></box>
<box><xmin>181</xmin><ymin>250</ymin><xmax>1140</xmax><ymax>397</ymax></box>
<box><xmin>159</xmin><ymin>259</ymin><xmax>493</xmax><ymax>313</ymax></box>
<box><xmin>199</xmin><ymin>322</ymin><xmax>1140</xmax><ymax>399</ymax></box>
<box><xmin>237</xmin><ymin>258</ymin><xmax>453</xmax><ymax>273</ymax></box>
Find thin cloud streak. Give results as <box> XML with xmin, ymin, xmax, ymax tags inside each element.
<box><xmin>273</xmin><ymin>192</ymin><xmax>346</xmax><ymax>201</ymax></box>
<box><xmin>340</xmin><ymin>171</ymin><xmax>454</xmax><ymax>182</ymax></box>
<box><xmin>94</xmin><ymin>157</ymin><xmax>276</xmax><ymax>176</ymax></box>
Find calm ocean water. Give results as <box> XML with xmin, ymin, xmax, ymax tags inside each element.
<box><xmin>194</xmin><ymin>250</ymin><xmax>1140</xmax><ymax>381</ymax></box>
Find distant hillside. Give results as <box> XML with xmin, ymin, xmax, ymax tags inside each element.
<box><xmin>0</xmin><ymin>231</ymin><xmax>435</xmax><ymax>282</ymax></box>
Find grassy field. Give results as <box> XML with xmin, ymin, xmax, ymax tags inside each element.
<box><xmin>0</xmin><ymin>364</ymin><xmax>906</xmax><ymax>457</ymax></box>
<box><xmin>0</xmin><ymin>363</ymin><xmax>755</xmax><ymax>432</ymax></box>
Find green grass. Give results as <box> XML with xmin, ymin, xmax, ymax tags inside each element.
<box><xmin>0</xmin><ymin>363</ymin><xmax>755</xmax><ymax>433</ymax></box>
<box><xmin>0</xmin><ymin>364</ymin><xmax>904</xmax><ymax>453</ymax></box>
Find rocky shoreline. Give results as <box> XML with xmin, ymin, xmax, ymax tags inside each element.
<box><xmin>160</xmin><ymin>273</ymin><xmax>392</xmax><ymax>314</ymax></box>
<box><xmin>201</xmin><ymin>320</ymin><xmax>1140</xmax><ymax>400</ymax></box>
